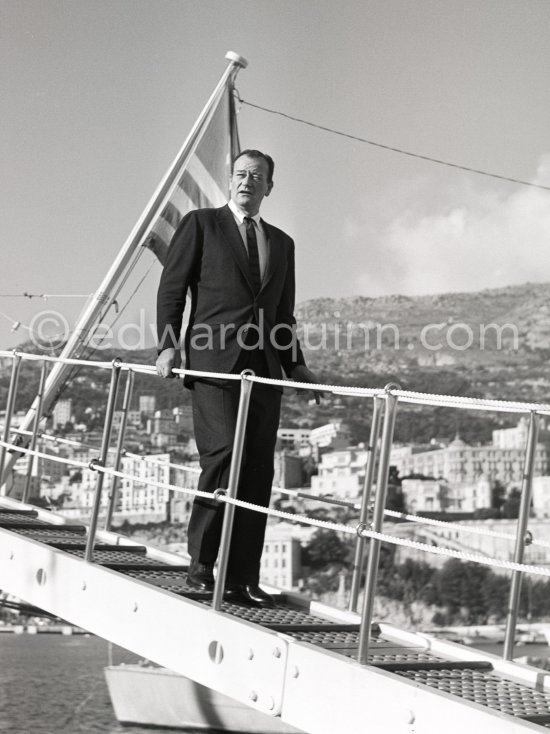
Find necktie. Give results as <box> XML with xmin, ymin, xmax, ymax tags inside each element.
<box><xmin>244</xmin><ymin>217</ymin><xmax>262</xmax><ymax>294</ymax></box>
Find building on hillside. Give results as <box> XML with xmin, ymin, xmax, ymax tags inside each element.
<box><xmin>50</xmin><ymin>453</ymin><xmax>172</xmax><ymax>523</ymax></box>
<box><xmin>401</xmin><ymin>477</ymin><xmax>492</xmax><ymax>514</ymax></box>
<box><xmin>276</xmin><ymin>427</ymin><xmax>311</xmax><ymax>451</ymax></box>
<box><xmin>52</xmin><ymin>399</ymin><xmax>73</xmax><ymax>428</ymax></box>
<box><xmin>260</xmin><ymin>522</ymin><xmax>315</xmax><ymax>590</ymax></box>
<box><xmin>116</xmin><ymin>453</ymin><xmax>171</xmax><ymax>514</ymax></box>
<box><xmin>148</xmin><ymin>409</ymin><xmax>179</xmax><ymax>448</ymax></box>
<box><xmin>139</xmin><ymin>395</ymin><xmax>156</xmax><ymax>414</ymax></box>
<box><xmin>169</xmin><ymin>460</ymin><xmax>201</xmax><ymax>525</ymax></box>
<box><xmin>310</xmin><ymin>446</ymin><xmax>368</xmax><ymax>500</ymax></box>
<box><xmin>309</xmin><ymin>422</ymin><xmax>351</xmax><ymax>457</ymax></box>
<box><xmin>113</xmin><ymin>409</ymin><xmax>142</xmax><ymax>429</ymax></box>
<box><xmin>0</xmin><ymin>410</ymin><xmax>27</xmax><ymax>434</ymax></box>
<box><xmin>492</xmin><ymin>416</ymin><xmax>550</xmax><ymax>450</ymax></box>
<box><xmin>10</xmin><ymin>437</ymin><xmax>70</xmax><ymax>497</ymax></box>
<box><xmin>391</xmin><ymin>429</ymin><xmax>550</xmax><ymax>487</ymax></box>
<box><xmin>532</xmin><ymin>476</ymin><xmax>550</xmax><ymax>518</ymax></box>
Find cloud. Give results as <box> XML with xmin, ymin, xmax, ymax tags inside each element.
<box><xmin>355</xmin><ymin>155</ymin><xmax>550</xmax><ymax>296</ymax></box>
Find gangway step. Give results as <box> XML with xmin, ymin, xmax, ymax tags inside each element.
<box><xmin>46</xmin><ymin>541</ymin><xmax>149</xmax><ymax>552</ymax></box>
<box><xmin>63</xmin><ymin>548</ymin><xmax>188</xmax><ymax>571</ymax></box>
<box><xmin>6</xmin><ymin>526</ymin><xmax>87</xmax><ymax>537</ymax></box>
<box><xmin>393</xmin><ymin>663</ymin><xmax>550</xmax><ymax>723</ymax></box>
<box><xmin>375</xmin><ymin>659</ymin><xmax>494</xmax><ymax>672</ymax></box>
<box><xmin>0</xmin><ymin>517</ymin><xmax>83</xmax><ymax>530</ymax></box>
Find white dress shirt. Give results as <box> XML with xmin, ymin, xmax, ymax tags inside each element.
<box><xmin>228</xmin><ymin>199</ymin><xmax>268</xmax><ymax>282</ymax></box>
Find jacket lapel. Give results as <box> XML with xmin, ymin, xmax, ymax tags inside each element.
<box><xmin>260</xmin><ymin>220</ymin><xmax>282</xmax><ymax>293</ymax></box>
<box><xmin>216</xmin><ymin>205</ymin><xmax>253</xmax><ymax>290</ymax></box>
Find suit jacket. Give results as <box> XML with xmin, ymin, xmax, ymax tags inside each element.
<box><xmin>156</xmin><ymin>204</ymin><xmax>306</xmax><ymax>381</ymax></box>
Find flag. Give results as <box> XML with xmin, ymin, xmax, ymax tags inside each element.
<box><xmin>143</xmin><ymin>85</ymin><xmax>240</xmax><ymax>265</ymax></box>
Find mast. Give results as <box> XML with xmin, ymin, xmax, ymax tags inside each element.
<box><xmin>1</xmin><ymin>51</ymin><xmax>247</xmax><ymax>488</ymax></box>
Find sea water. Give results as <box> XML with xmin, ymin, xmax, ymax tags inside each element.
<box><xmin>0</xmin><ymin>632</ymin><xmax>203</xmax><ymax>733</ymax></box>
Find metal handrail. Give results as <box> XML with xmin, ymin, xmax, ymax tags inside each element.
<box><xmin>212</xmin><ymin>371</ymin><xmax>255</xmax><ymax>610</ymax></box>
<box><xmin>349</xmin><ymin>395</ymin><xmax>383</xmax><ymax>613</ymax></box>
<box><xmin>503</xmin><ymin>411</ymin><xmax>540</xmax><ymax>659</ymax></box>
<box><xmin>84</xmin><ymin>360</ymin><xmax>122</xmax><ymax>561</ymax></box>
<box><xmin>1</xmin><ymin>349</ymin><xmax>548</xmax><ymax>661</ymax></box>
<box><xmin>357</xmin><ymin>387</ymin><xmax>399</xmax><ymax>664</ymax></box>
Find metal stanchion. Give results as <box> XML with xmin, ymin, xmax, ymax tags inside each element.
<box><xmin>22</xmin><ymin>359</ymin><xmax>49</xmax><ymax>504</ymax></box>
<box><xmin>85</xmin><ymin>359</ymin><xmax>122</xmax><ymax>562</ymax></box>
<box><xmin>104</xmin><ymin>369</ymin><xmax>135</xmax><ymax>531</ymax></box>
<box><xmin>0</xmin><ymin>351</ymin><xmax>22</xmax><ymax>491</ymax></box>
<box><xmin>349</xmin><ymin>395</ymin><xmax>383</xmax><ymax>613</ymax></box>
<box><xmin>212</xmin><ymin>371</ymin><xmax>254</xmax><ymax>611</ymax></box>
<box><xmin>357</xmin><ymin>385</ymin><xmax>399</xmax><ymax>664</ymax></box>
<box><xmin>503</xmin><ymin>411</ymin><xmax>540</xmax><ymax>660</ymax></box>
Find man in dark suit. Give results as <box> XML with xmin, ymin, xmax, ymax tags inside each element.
<box><xmin>156</xmin><ymin>149</ymin><xmax>319</xmax><ymax>607</ymax></box>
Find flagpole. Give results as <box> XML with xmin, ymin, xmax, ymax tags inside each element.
<box><xmin>1</xmin><ymin>52</ymin><xmax>247</xmax><ymax>488</ymax></box>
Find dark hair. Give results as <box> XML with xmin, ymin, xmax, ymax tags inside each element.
<box><xmin>232</xmin><ymin>149</ymin><xmax>274</xmax><ymax>184</ymax></box>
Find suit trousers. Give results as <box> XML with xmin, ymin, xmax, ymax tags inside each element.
<box><xmin>187</xmin><ymin>349</ymin><xmax>282</xmax><ymax>584</ymax></box>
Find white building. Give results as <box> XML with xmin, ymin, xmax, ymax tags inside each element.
<box><xmin>139</xmin><ymin>395</ymin><xmax>156</xmax><ymax>414</ymax></box>
<box><xmin>115</xmin><ymin>453</ymin><xmax>171</xmax><ymax>514</ymax></box>
<box><xmin>532</xmin><ymin>476</ymin><xmax>550</xmax><ymax>518</ymax></box>
<box><xmin>277</xmin><ymin>427</ymin><xmax>311</xmax><ymax>451</ymax></box>
<box><xmin>113</xmin><ymin>410</ymin><xmax>142</xmax><ymax>429</ymax></box>
<box><xmin>52</xmin><ymin>453</ymin><xmax>172</xmax><ymax>522</ymax></box>
<box><xmin>391</xmin><ymin>432</ymin><xmax>550</xmax><ymax>487</ymax></box>
<box><xmin>492</xmin><ymin>417</ymin><xmax>550</xmax><ymax>450</ymax></box>
<box><xmin>310</xmin><ymin>447</ymin><xmax>369</xmax><ymax>500</ymax></box>
<box><xmin>401</xmin><ymin>477</ymin><xmax>492</xmax><ymax>514</ymax></box>
<box><xmin>52</xmin><ymin>399</ymin><xmax>73</xmax><ymax>428</ymax></box>
<box><xmin>309</xmin><ymin>422</ymin><xmax>350</xmax><ymax>452</ymax></box>
<box><xmin>170</xmin><ymin>460</ymin><xmax>201</xmax><ymax>525</ymax></box>
<box><xmin>260</xmin><ymin>522</ymin><xmax>315</xmax><ymax>590</ymax></box>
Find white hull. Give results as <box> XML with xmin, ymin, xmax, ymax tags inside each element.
<box><xmin>104</xmin><ymin>664</ymin><xmax>303</xmax><ymax>733</ymax></box>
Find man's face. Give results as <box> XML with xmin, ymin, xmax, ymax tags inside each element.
<box><xmin>230</xmin><ymin>155</ymin><xmax>273</xmax><ymax>215</ymax></box>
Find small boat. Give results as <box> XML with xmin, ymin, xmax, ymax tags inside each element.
<box><xmin>104</xmin><ymin>662</ymin><xmax>303</xmax><ymax>733</ymax></box>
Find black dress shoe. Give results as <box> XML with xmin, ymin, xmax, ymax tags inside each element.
<box><xmin>223</xmin><ymin>584</ymin><xmax>275</xmax><ymax>608</ymax></box>
<box><xmin>187</xmin><ymin>559</ymin><xmax>214</xmax><ymax>591</ymax></box>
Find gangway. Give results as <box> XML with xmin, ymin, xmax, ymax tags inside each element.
<box><xmin>3</xmin><ymin>490</ymin><xmax>550</xmax><ymax>733</ymax></box>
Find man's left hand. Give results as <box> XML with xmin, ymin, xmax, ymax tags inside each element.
<box><xmin>290</xmin><ymin>365</ymin><xmax>324</xmax><ymax>405</ymax></box>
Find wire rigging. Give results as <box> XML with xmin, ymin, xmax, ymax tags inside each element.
<box><xmin>238</xmin><ymin>97</ymin><xmax>550</xmax><ymax>192</ymax></box>
<box><xmin>0</xmin><ymin>293</ymin><xmax>91</xmax><ymax>299</ymax></box>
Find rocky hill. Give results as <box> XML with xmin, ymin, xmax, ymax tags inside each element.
<box><xmin>296</xmin><ymin>281</ymin><xmax>550</xmax><ymax>372</ymax></box>
<box><xmin>3</xmin><ymin>281</ymin><xmax>550</xmax><ymax>445</ymax></box>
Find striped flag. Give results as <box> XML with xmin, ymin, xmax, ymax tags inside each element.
<box><xmin>143</xmin><ymin>84</ymin><xmax>240</xmax><ymax>265</ymax></box>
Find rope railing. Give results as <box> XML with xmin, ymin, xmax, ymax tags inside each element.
<box><xmin>3</xmin><ymin>349</ymin><xmax>550</xmax><ymax>414</ymax></box>
<box><xmin>273</xmin><ymin>487</ymin><xmax>550</xmax><ymax>550</ymax></box>
<box><xmin>89</xmin><ymin>459</ymin><xmax>550</xmax><ymax>578</ymax></box>
<box><xmin>5</xmin><ymin>429</ymin><xmax>545</xmax><ymax>551</ymax></box>
<box><xmin>2</xmin><ymin>432</ymin><xmax>550</xmax><ymax>580</ymax></box>
<box><xmin>383</xmin><ymin>508</ymin><xmax>550</xmax><ymax>549</ymax></box>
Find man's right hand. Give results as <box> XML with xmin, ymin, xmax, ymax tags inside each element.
<box><xmin>156</xmin><ymin>348</ymin><xmax>177</xmax><ymax>379</ymax></box>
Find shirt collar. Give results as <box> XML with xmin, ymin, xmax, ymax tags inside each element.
<box><xmin>228</xmin><ymin>199</ymin><xmax>262</xmax><ymax>227</ymax></box>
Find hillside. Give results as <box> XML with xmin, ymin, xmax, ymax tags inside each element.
<box><xmin>3</xmin><ymin>281</ymin><xmax>550</xmax><ymax>446</ymax></box>
<box><xmin>297</xmin><ymin>281</ymin><xmax>550</xmax><ymax>372</ymax></box>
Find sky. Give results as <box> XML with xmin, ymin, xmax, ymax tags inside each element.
<box><xmin>2</xmin><ymin>0</ymin><xmax>550</xmax><ymax>350</ymax></box>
